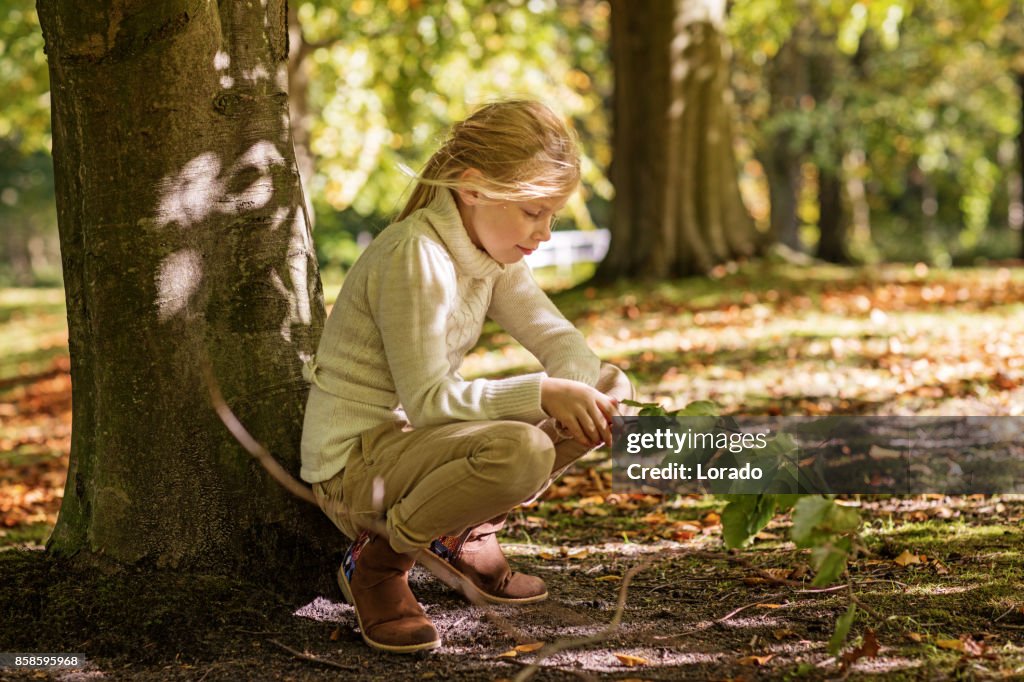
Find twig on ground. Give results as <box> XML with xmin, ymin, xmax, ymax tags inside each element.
<box><xmin>795</xmin><ymin>585</ymin><xmax>847</xmax><ymax>594</ymax></box>
<box><xmin>688</xmin><ymin>550</ymin><xmax>805</xmax><ymax>587</ymax></box>
<box><xmin>846</xmin><ymin>579</ymin><xmax>885</xmax><ymax>622</ymax></box>
<box><xmin>512</xmin><ymin>557</ymin><xmax>653</xmax><ymax>682</ymax></box>
<box><xmin>994</xmin><ymin>603</ymin><xmax>1021</xmax><ymax>622</ymax></box>
<box><xmin>715</xmin><ymin>593</ymin><xmax>789</xmax><ymax>624</ymax></box>
<box><xmin>498</xmin><ymin>656</ymin><xmax>595</xmax><ymax>680</ymax></box>
<box><xmin>798</xmin><ymin>579</ymin><xmax>907</xmax><ymax>594</ymax></box>
<box><xmin>268</xmin><ymin>639</ymin><xmax>359</xmax><ymax>671</ymax></box>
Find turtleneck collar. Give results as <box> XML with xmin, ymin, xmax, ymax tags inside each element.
<box><xmin>421</xmin><ymin>187</ymin><xmax>506</xmax><ymax>280</ymax></box>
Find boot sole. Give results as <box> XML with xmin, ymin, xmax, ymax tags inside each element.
<box><xmin>337</xmin><ymin>565</ymin><xmax>441</xmax><ymax>654</ymax></box>
<box><xmin>425</xmin><ymin>559</ymin><xmax>549</xmax><ymax>605</ymax></box>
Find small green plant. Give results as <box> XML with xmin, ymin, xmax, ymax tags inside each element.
<box><xmin>621</xmin><ymin>398</ymin><xmax>867</xmax><ymax>651</ymax></box>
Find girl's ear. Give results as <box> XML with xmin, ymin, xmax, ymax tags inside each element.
<box><xmin>455</xmin><ymin>168</ymin><xmax>484</xmax><ymax>205</ymax></box>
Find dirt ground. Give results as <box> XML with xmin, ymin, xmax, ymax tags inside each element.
<box><xmin>2</xmin><ymin>493</ymin><xmax>1023</xmax><ymax>681</ymax></box>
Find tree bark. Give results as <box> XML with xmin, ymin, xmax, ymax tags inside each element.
<box><xmin>37</xmin><ymin>0</ymin><xmax>337</xmax><ymax>577</ymax></box>
<box><xmin>596</xmin><ymin>0</ymin><xmax>757</xmax><ymax>281</ymax></box>
<box><xmin>760</xmin><ymin>36</ymin><xmax>807</xmax><ymax>252</ymax></box>
<box><xmin>288</xmin><ymin>1</ymin><xmax>316</xmax><ymax>229</ymax></box>
<box><xmin>816</xmin><ymin>168</ymin><xmax>847</xmax><ymax>263</ymax></box>
<box><xmin>1018</xmin><ymin>71</ymin><xmax>1024</xmax><ymax>259</ymax></box>
<box><xmin>808</xmin><ymin>40</ymin><xmax>848</xmax><ymax>263</ymax></box>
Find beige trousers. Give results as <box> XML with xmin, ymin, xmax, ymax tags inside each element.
<box><xmin>313</xmin><ymin>364</ymin><xmax>634</xmax><ymax>554</ymax></box>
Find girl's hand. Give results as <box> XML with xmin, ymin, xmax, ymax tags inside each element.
<box><xmin>540</xmin><ymin>377</ymin><xmax>618</xmax><ymax>448</ymax></box>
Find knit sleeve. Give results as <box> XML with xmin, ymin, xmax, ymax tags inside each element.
<box><xmin>371</xmin><ymin>237</ymin><xmax>548</xmax><ymax>427</ymax></box>
<box><xmin>488</xmin><ymin>261</ymin><xmax>601</xmax><ymax>386</ymax></box>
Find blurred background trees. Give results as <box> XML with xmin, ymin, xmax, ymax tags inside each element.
<box><xmin>595</xmin><ymin>0</ymin><xmax>758</xmax><ymax>280</ymax></box>
<box><xmin>2</xmin><ymin>0</ymin><xmax>1023</xmax><ymax>286</ymax></box>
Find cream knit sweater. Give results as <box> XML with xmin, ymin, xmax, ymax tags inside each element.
<box><xmin>300</xmin><ymin>188</ymin><xmax>601</xmax><ymax>483</ymax></box>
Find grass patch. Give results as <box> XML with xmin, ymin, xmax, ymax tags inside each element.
<box><xmin>0</xmin><ymin>288</ymin><xmax>67</xmax><ymax>383</ymax></box>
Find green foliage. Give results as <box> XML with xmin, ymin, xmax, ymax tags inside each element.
<box><xmin>623</xmin><ymin>398</ymin><xmax>862</xmax><ymax>585</ymax></box>
<box><xmin>295</xmin><ymin>0</ymin><xmax>611</xmax><ymax>268</ymax></box>
<box><xmin>728</xmin><ymin>0</ymin><xmax>1021</xmax><ymax>263</ymax></box>
<box><xmin>0</xmin><ymin>0</ymin><xmax>51</xmax><ymax>153</ymax></box>
<box><xmin>790</xmin><ymin>495</ymin><xmax>860</xmax><ymax>546</ymax></box>
<box><xmin>791</xmin><ymin>495</ymin><xmax>860</xmax><ymax>585</ymax></box>
<box><xmin>621</xmin><ymin>398</ymin><xmax>717</xmax><ymax>417</ymax></box>
<box><xmin>720</xmin><ymin>494</ymin><xmax>778</xmax><ymax>549</ymax></box>
<box><xmin>0</xmin><ymin>1</ymin><xmax>59</xmax><ymax>286</ymax></box>
<box><xmin>0</xmin><ymin>140</ymin><xmax>59</xmax><ymax>286</ymax></box>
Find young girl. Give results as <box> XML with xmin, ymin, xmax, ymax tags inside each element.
<box><xmin>301</xmin><ymin>99</ymin><xmax>634</xmax><ymax>653</ymax></box>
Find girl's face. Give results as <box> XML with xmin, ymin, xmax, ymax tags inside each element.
<box><xmin>455</xmin><ymin>173</ymin><xmax>570</xmax><ymax>265</ymax></box>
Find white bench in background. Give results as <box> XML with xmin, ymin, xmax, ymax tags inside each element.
<box><xmin>524</xmin><ymin>229</ymin><xmax>610</xmax><ymax>272</ymax></box>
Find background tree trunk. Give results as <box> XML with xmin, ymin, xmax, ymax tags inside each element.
<box><xmin>288</xmin><ymin>1</ymin><xmax>316</xmax><ymax>229</ymax></box>
<box><xmin>759</xmin><ymin>37</ymin><xmax>807</xmax><ymax>252</ymax></box>
<box><xmin>596</xmin><ymin>0</ymin><xmax>757</xmax><ymax>281</ymax></box>
<box><xmin>808</xmin><ymin>40</ymin><xmax>848</xmax><ymax>263</ymax></box>
<box><xmin>1018</xmin><ymin>71</ymin><xmax>1024</xmax><ymax>259</ymax></box>
<box><xmin>816</xmin><ymin>169</ymin><xmax>847</xmax><ymax>262</ymax></box>
<box><xmin>38</xmin><ymin>0</ymin><xmax>338</xmax><ymax>578</ymax></box>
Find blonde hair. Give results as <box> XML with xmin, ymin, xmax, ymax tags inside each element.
<box><xmin>396</xmin><ymin>99</ymin><xmax>581</xmax><ymax>222</ymax></box>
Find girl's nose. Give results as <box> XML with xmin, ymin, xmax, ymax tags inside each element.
<box><xmin>533</xmin><ymin>219</ymin><xmax>553</xmax><ymax>242</ymax></box>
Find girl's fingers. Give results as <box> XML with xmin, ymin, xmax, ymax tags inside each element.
<box><xmin>564</xmin><ymin>416</ymin><xmax>588</xmax><ymax>446</ymax></box>
<box><xmin>590</xmin><ymin>404</ymin><xmax>613</xmax><ymax>447</ymax></box>
<box><xmin>576</xmin><ymin>411</ymin><xmax>600</xmax><ymax>446</ymax></box>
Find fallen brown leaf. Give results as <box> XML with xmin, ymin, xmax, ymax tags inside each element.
<box><xmin>613</xmin><ymin>653</ymin><xmax>649</xmax><ymax>667</ymax></box>
<box><xmin>762</xmin><ymin>567</ymin><xmax>793</xmax><ymax>581</ymax></box>
<box><xmin>893</xmin><ymin>549</ymin><xmax>923</xmax><ymax>567</ymax></box>
<box><xmin>515</xmin><ymin>642</ymin><xmax>544</xmax><ymax>653</ymax></box>
<box><xmin>840</xmin><ymin>628</ymin><xmax>880</xmax><ymax>670</ymax></box>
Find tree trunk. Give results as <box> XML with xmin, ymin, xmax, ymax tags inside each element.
<box><xmin>816</xmin><ymin>168</ymin><xmax>847</xmax><ymax>263</ymax></box>
<box><xmin>288</xmin><ymin>1</ymin><xmax>316</xmax><ymax>229</ymax></box>
<box><xmin>844</xmin><ymin>148</ymin><xmax>872</xmax><ymax>252</ymax></box>
<box><xmin>596</xmin><ymin>0</ymin><xmax>757</xmax><ymax>281</ymax></box>
<box><xmin>1018</xmin><ymin>71</ymin><xmax>1024</xmax><ymax>259</ymax></box>
<box><xmin>760</xmin><ymin>37</ymin><xmax>807</xmax><ymax>252</ymax></box>
<box><xmin>38</xmin><ymin>0</ymin><xmax>337</xmax><ymax>577</ymax></box>
<box><xmin>808</xmin><ymin>41</ymin><xmax>848</xmax><ymax>263</ymax></box>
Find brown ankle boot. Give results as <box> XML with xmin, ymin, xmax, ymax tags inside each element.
<box><xmin>338</xmin><ymin>531</ymin><xmax>440</xmax><ymax>653</ymax></box>
<box><xmin>430</xmin><ymin>513</ymin><xmax>547</xmax><ymax>605</ymax></box>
